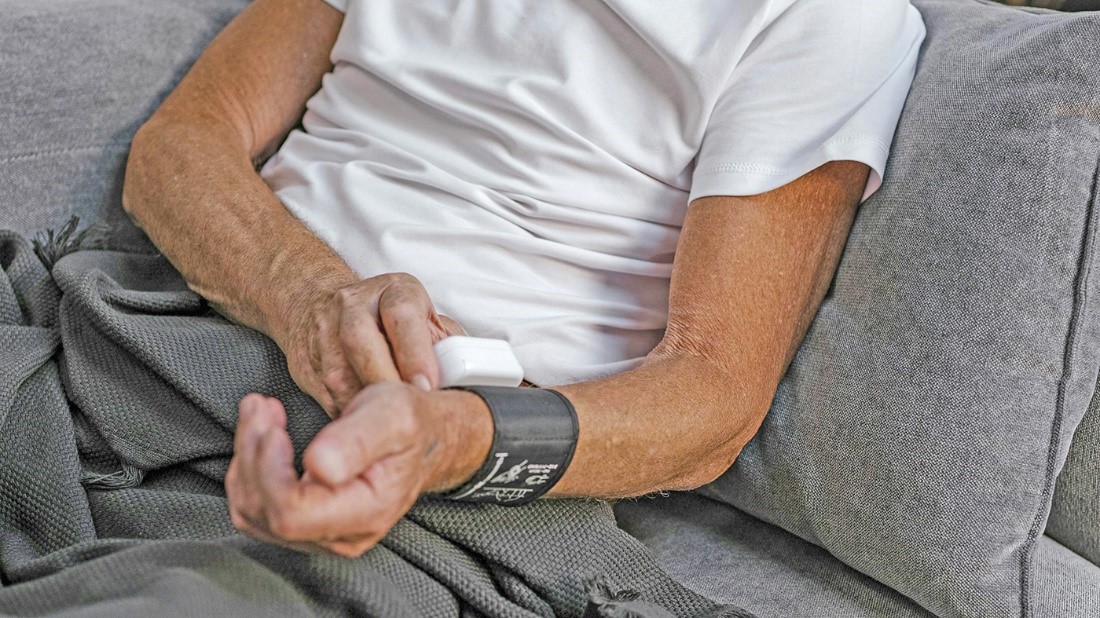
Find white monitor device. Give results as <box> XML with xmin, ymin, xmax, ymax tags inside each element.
<box><xmin>434</xmin><ymin>336</ymin><xmax>525</xmax><ymax>388</ymax></box>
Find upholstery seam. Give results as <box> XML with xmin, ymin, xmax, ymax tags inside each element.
<box><xmin>0</xmin><ymin>142</ymin><xmax>130</xmax><ymax>165</ymax></box>
<box><xmin>1018</xmin><ymin>139</ymin><xmax>1100</xmax><ymax>618</ymax></box>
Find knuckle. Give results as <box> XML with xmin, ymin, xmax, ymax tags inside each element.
<box><xmin>389</xmin><ymin>271</ymin><xmax>416</xmax><ymax>286</ymax></box>
<box><xmin>382</xmin><ymin>273</ymin><xmax>427</xmax><ymax>303</ymax></box>
<box><xmin>334</xmin><ymin>287</ymin><xmax>358</xmax><ymax>308</ymax></box>
<box><xmin>373</xmin><ymin>272</ymin><xmax>401</xmax><ymax>289</ymax></box>
<box><xmin>321</xmin><ymin>369</ymin><xmax>346</xmax><ymax>392</ymax></box>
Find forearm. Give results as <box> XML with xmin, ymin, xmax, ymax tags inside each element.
<box><xmin>555</xmin><ymin>355</ymin><xmax>777</xmax><ymax>497</ymax></box>
<box><xmin>123</xmin><ymin>122</ymin><xmax>357</xmax><ymax>344</ymax></box>
<box><xmin>429</xmin><ymin>352</ymin><xmax>773</xmax><ymax>499</ymax></box>
<box><xmin>432</xmin><ymin>162</ymin><xmax>868</xmax><ymax>500</ymax></box>
<box><xmin>120</xmin><ymin>0</ymin><xmax>346</xmax><ymax>347</ymax></box>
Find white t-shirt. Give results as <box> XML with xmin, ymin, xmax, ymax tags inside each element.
<box><xmin>261</xmin><ymin>0</ymin><xmax>925</xmax><ymax>386</ymax></box>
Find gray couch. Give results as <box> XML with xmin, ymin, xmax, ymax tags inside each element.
<box><xmin>2</xmin><ymin>0</ymin><xmax>1099</xmax><ymax>616</ymax></box>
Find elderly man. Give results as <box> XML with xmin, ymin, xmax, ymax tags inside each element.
<box><xmin>122</xmin><ymin>0</ymin><xmax>924</xmax><ymax>557</ymax></box>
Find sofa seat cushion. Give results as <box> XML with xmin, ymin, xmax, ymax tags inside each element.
<box><xmin>617</xmin><ymin>494</ymin><xmax>931</xmax><ymax>618</ymax></box>
<box><xmin>1048</xmin><ymin>373</ymin><xmax>1100</xmax><ymax>565</ymax></box>
<box><xmin>616</xmin><ymin>493</ymin><xmax>1100</xmax><ymax>618</ymax></box>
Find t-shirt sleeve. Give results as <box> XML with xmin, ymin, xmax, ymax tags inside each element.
<box><xmin>689</xmin><ymin>1</ymin><xmax>926</xmax><ymax>203</ymax></box>
<box><xmin>320</xmin><ymin>0</ymin><xmax>348</xmax><ymax>13</ymax></box>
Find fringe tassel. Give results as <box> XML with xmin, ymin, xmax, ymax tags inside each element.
<box><xmin>80</xmin><ymin>462</ymin><xmax>145</xmax><ymax>490</ymax></box>
<box><xmin>32</xmin><ymin>215</ymin><xmax>111</xmax><ymax>269</ymax></box>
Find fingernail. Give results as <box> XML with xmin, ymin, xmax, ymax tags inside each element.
<box><xmin>411</xmin><ymin>374</ymin><xmax>431</xmax><ymax>392</ymax></box>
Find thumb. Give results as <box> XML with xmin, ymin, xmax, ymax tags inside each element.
<box><xmin>302</xmin><ymin>385</ymin><xmax>419</xmax><ymax>486</ymax></box>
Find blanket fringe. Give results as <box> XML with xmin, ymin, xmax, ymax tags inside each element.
<box><xmin>32</xmin><ymin>215</ymin><xmax>111</xmax><ymax>270</ymax></box>
<box><xmin>583</xmin><ymin>577</ymin><xmax>760</xmax><ymax>618</ymax></box>
<box><xmin>80</xmin><ymin>463</ymin><xmax>144</xmax><ymax>490</ymax></box>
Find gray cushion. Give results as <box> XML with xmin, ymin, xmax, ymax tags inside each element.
<box><xmin>995</xmin><ymin>0</ymin><xmax>1100</xmax><ymax>10</ymax></box>
<box><xmin>697</xmin><ymin>1</ymin><xmax>1100</xmax><ymax>616</ymax></box>
<box><xmin>1048</xmin><ymin>375</ymin><xmax>1100</xmax><ymax>566</ymax></box>
<box><xmin>1028</xmin><ymin>530</ymin><xmax>1100</xmax><ymax>616</ymax></box>
<box><xmin>616</xmin><ymin>493</ymin><xmax>1100</xmax><ymax>618</ymax></box>
<box><xmin>0</xmin><ymin>0</ymin><xmax>248</xmax><ymax>236</ymax></box>
<box><xmin>616</xmin><ymin>494</ymin><xmax>932</xmax><ymax>618</ymax></box>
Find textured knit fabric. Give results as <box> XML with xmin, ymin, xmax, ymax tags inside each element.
<box><xmin>1048</xmin><ymin>375</ymin><xmax>1100</xmax><ymax>566</ymax></box>
<box><xmin>0</xmin><ymin>232</ymin><xmax>750</xmax><ymax>618</ymax></box>
<box><xmin>616</xmin><ymin>493</ymin><xmax>1100</xmax><ymax>618</ymax></box>
<box><xmin>997</xmin><ymin>0</ymin><xmax>1100</xmax><ymax>9</ymax></box>
<box><xmin>696</xmin><ymin>1</ymin><xmax>1100</xmax><ymax>616</ymax></box>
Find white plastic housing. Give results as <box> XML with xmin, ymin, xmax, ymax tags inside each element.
<box><xmin>434</xmin><ymin>336</ymin><xmax>525</xmax><ymax>388</ymax></box>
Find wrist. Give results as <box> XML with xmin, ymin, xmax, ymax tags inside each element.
<box><xmin>423</xmin><ymin>389</ymin><xmax>493</xmax><ymax>493</ymax></box>
<box><xmin>431</xmin><ymin>386</ymin><xmax>580</xmax><ymax>504</ymax></box>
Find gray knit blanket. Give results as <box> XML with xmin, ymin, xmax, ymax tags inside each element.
<box><xmin>0</xmin><ymin>226</ymin><xmax>749</xmax><ymax>618</ymax></box>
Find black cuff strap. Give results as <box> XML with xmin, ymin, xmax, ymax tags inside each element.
<box><xmin>443</xmin><ymin>386</ymin><xmax>579</xmax><ymax>505</ymax></box>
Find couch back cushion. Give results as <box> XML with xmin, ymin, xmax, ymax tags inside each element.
<box><xmin>699</xmin><ymin>1</ymin><xmax>1100</xmax><ymax>616</ymax></box>
<box><xmin>0</xmin><ymin>0</ymin><xmax>248</xmax><ymax>236</ymax></box>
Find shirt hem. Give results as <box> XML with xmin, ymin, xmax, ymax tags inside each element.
<box><xmin>688</xmin><ymin>136</ymin><xmax>890</xmax><ymax>205</ymax></box>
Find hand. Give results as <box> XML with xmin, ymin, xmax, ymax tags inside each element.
<box><xmin>225</xmin><ymin>383</ymin><xmax>491</xmax><ymax>557</ymax></box>
<box><xmin>278</xmin><ymin>272</ymin><xmax>466</xmax><ymax>417</ymax></box>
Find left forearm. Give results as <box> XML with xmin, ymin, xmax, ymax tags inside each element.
<box><xmin>548</xmin><ymin>353</ymin><xmax>776</xmax><ymax>497</ymax></box>
<box><xmin>432</xmin><ymin>352</ymin><xmax>779</xmax><ymax>500</ymax></box>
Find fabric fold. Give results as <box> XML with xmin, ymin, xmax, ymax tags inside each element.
<box><xmin>0</xmin><ymin>227</ymin><xmax>750</xmax><ymax>618</ymax></box>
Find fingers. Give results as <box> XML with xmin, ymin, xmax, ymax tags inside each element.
<box><xmin>302</xmin><ymin>383</ymin><xmax>423</xmax><ymax>487</ymax></box>
<box><xmin>437</xmin><ymin>314</ymin><xmax>467</xmax><ymax>337</ymax></box>
<box><xmin>336</xmin><ymin>287</ymin><xmax>401</xmax><ymax>389</ymax></box>
<box><xmin>226</xmin><ymin>391</ymin><xmax>425</xmax><ymax>558</ymax></box>
<box><xmin>288</xmin><ymin>273</ymin><xmax>454</xmax><ymax>417</ymax></box>
<box><xmin>227</xmin><ymin>394</ymin><xmax>287</xmax><ymax>532</ymax></box>
<box><xmin>308</xmin><ymin>302</ymin><xmax>369</xmax><ymax>414</ymax></box>
<box><xmin>269</xmin><ymin>455</ymin><xmax>418</xmax><ymax>544</ymax></box>
<box><xmin>377</xmin><ymin>275</ymin><xmax>440</xmax><ymax>390</ymax></box>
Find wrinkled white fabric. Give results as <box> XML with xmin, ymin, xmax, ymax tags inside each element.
<box><xmin>261</xmin><ymin>0</ymin><xmax>925</xmax><ymax>385</ymax></box>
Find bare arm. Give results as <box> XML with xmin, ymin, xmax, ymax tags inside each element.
<box><xmin>123</xmin><ymin>0</ymin><xmax>350</xmax><ymax>339</ymax></box>
<box><xmin>550</xmin><ymin>160</ymin><xmax>869</xmax><ymax>495</ymax></box>
<box><xmin>125</xmin><ymin>0</ymin><xmax>465</xmax><ymax>414</ymax></box>
<box><xmin>226</xmin><ymin>160</ymin><xmax>869</xmax><ymax>556</ymax></box>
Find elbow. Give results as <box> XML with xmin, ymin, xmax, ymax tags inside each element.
<box><xmin>645</xmin><ymin>354</ymin><xmax>773</xmax><ymax>492</ymax></box>
<box><xmin>122</xmin><ymin>118</ymin><xmax>185</xmax><ymax>225</ymax></box>
<box><xmin>122</xmin><ymin>116</ymin><xmax>245</xmax><ymax>224</ymax></box>
<box><xmin>643</xmin><ymin>329</ymin><xmax>779</xmax><ymax>491</ymax></box>
<box><xmin>666</xmin><ymin>439</ymin><xmax>751</xmax><ymax>492</ymax></box>
<box><xmin>121</xmin><ymin>122</ymin><xmax>160</xmax><ymax>223</ymax></box>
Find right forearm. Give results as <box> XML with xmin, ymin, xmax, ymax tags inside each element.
<box><xmin>122</xmin><ymin>119</ymin><xmax>358</xmax><ymax>344</ymax></box>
